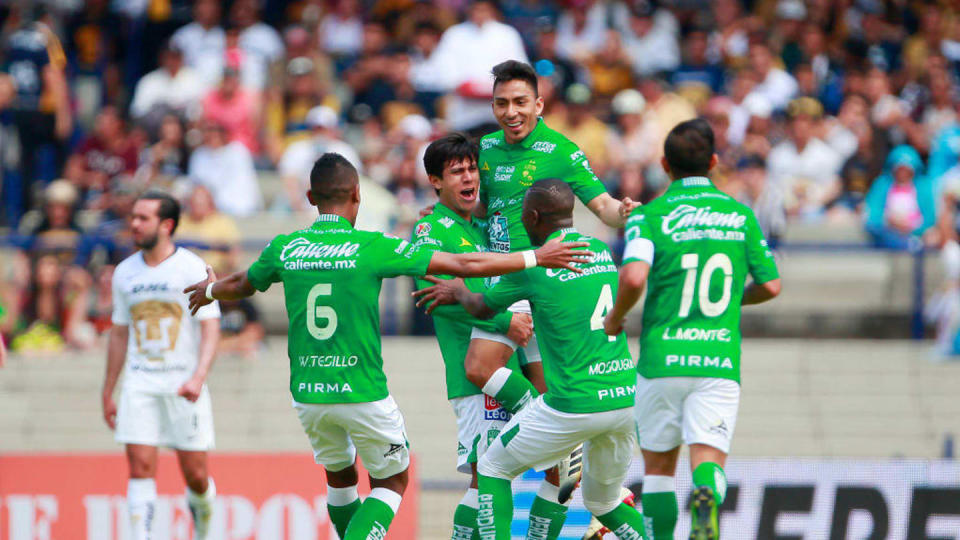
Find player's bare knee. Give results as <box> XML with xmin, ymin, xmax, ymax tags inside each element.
<box><xmin>184</xmin><ymin>471</ymin><xmax>208</xmax><ymax>493</ymax></box>
<box><xmin>543</xmin><ymin>466</ymin><xmax>560</xmax><ymax>486</ymax></box>
<box><xmin>325</xmin><ymin>462</ymin><xmax>359</xmax><ymax>487</ymax></box>
<box><xmin>127</xmin><ymin>455</ymin><xmax>156</xmax><ymax>478</ymax></box>
<box><xmin>370</xmin><ymin>468</ymin><xmax>408</xmax><ymax>496</ymax></box>
<box><xmin>465</xmin><ymin>353</ymin><xmax>496</xmax><ymax>388</ymax></box>
<box><xmin>641</xmin><ymin>448</ymin><xmax>680</xmax><ymax>476</ymax></box>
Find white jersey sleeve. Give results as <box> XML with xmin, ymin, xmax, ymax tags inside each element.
<box><xmin>111</xmin><ymin>266</ymin><xmax>130</xmax><ymax>325</ymax></box>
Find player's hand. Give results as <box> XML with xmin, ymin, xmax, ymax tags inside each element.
<box><xmin>533</xmin><ymin>234</ymin><xmax>593</xmax><ymax>273</ymax></box>
<box><xmin>412</xmin><ymin>276</ymin><xmax>465</xmax><ymax>313</ymax></box>
<box><xmin>183</xmin><ymin>265</ymin><xmax>217</xmax><ymax>316</ymax></box>
<box><xmin>418</xmin><ymin>204</ymin><xmax>436</xmax><ymax>219</ymax></box>
<box><xmin>102</xmin><ymin>391</ymin><xmax>117</xmax><ymax>430</ymax></box>
<box><xmin>619</xmin><ymin>197</ymin><xmax>639</xmax><ymax>221</ymax></box>
<box><xmin>603</xmin><ymin>312</ymin><xmax>624</xmax><ymax>336</ymax></box>
<box><xmin>507</xmin><ymin>313</ymin><xmax>533</xmax><ymax>347</ymax></box>
<box><xmin>177</xmin><ymin>377</ymin><xmax>204</xmax><ymax>402</ymax></box>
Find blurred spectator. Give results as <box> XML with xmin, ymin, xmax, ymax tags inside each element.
<box><xmin>672</xmin><ymin>28</ymin><xmax>724</xmax><ymax>94</ymax></box>
<box><xmin>202</xmin><ymin>66</ymin><xmax>261</xmax><ymax>153</ymax></box>
<box><xmin>585</xmin><ymin>30</ymin><xmax>634</xmax><ymax>101</ymax></box>
<box><xmin>531</xmin><ymin>21</ymin><xmax>582</xmax><ymax>96</ymax></box>
<box><xmin>218</xmin><ymin>298</ymin><xmax>265</xmax><ymax>357</ymax></box>
<box><xmin>865</xmin><ymin>145</ymin><xmax>935</xmax><ymax>249</ymax></box>
<box><xmin>136</xmin><ymin>114</ymin><xmax>190</xmax><ymax>186</ymax></box>
<box><xmin>229</xmin><ymin>0</ymin><xmax>284</xmax><ymax>91</ymax></box>
<box><xmin>708</xmin><ymin>0</ymin><xmax>752</xmax><ymax>66</ymax></box>
<box><xmin>903</xmin><ymin>4</ymin><xmax>944</xmax><ymax>80</ymax></box>
<box><xmin>20</xmin><ymin>180</ymin><xmax>83</xmax><ymax>265</ymax></box>
<box><xmin>129</xmin><ymin>42</ymin><xmax>206</xmax><ymax>130</ymax></box>
<box><xmin>319</xmin><ymin>0</ymin><xmax>364</xmax><ymax>58</ymax></box>
<box><xmin>607</xmin><ymin>88</ymin><xmax>658</xmax><ymax>176</ymax></box>
<box><xmin>408</xmin><ymin>21</ymin><xmax>446</xmax><ymax>93</ymax></box>
<box><xmin>188</xmin><ymin>120</ymin><xmax>262</xmax><ymax>217</ymax></box>
<box><xmin>829</xmin><ymin>113</ymin><xmax>885</xmax><ymax>221</ymax></box>
<box><xmin>555</xmin><ymin>0</ymin><xmax>607</xmax><ymax>63</ymax></box>
<box><xmin>170</xmin><ymin>0</ymin><xmax>225</xmax><ymax>88</ymax></box>
<box><xmin>9</xmin><ymin>254</ymin><xmax>91</xmax><ymax>353</ymax></box>
<box><xmin>264</xmin><ymin>56</ymin><xmax>328</xmax><ymax>162</ymax></box>
<box><xmin>342</xmin><ymin>20</ymin><xmax>398</xmax><ymax>118</ymax></box>
<box><xmin>65</xmin><ymin>0</ymin><xmax>124</xmax><ymax>126</ymax></box>
<box><xmin>79</xmin><ymin>177</ymin><xmax>138</xmax><ymax>267</ymax></box>
<box><xmin>620</xmin><ymin>1</ymin><xmax>680</xmax><ymax>77</ymax></box>
<box><xmin>278</xmin><ymin>106</ymin><xmax>362</xmax><ymax>212</ymax></box>
<box><xmin>546</xmin><ymin>83</ymin><xmax>611</xmax><ymax>178</ymax></box>
<box><xmin>177</xmin><ymin>185</ymin><xmax>241</xmax><ymax>274</ymax></box>
<box><xmin>748</xmin><ymin>41</ymin><xmax>798</xmax><ymax>111</ymax></box>
<box><xmin>637</xmin><ymin>76</ymin><xmax>696</xmax><ymax>158</ymax></box>
<box><xmin>767</xmin><ymin>97</ymin><xmax>843</xmax><ymax>218</ymax></box>
<box><xmin>730</xmin><ymin>154</ymin><xmax>785</xmax><ymax>243</ymax></box>
<box><xmin>65</xmin><ymin>106</ymin><xmax>138</xmax><ymax>208</ymax></box>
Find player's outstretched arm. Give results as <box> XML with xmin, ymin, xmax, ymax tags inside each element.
<box><xmin>101</xmin><ymin>324</ymin><xmax>129</xmax><ymax>430</ymax></box>
<box><xmin>426</xmin><ymin>234</ymin><xmax>593</xmax><ymax>277</ymax></box>
<box><xmin>586</xmin><ymin>192</ymin><xmax>639</xmax><ymax>228</ymax></box>
<box><xmin>184</xmin><ymin>266</ymin><xmax>257</xmax><ymax>315</ymax></box>
<box><xmin>742</xmin><ymin>278</ymin><xmax>782</xmax><ymax>305</ymax></box>
<box><xmin>413</xmin><ymin>276</ymin><xmax>497</xmax><ymax>319</ymax></box>
<box><xmin>604</xmin><ymin>261</ymin><xmax>650</xmax><ymax>336</ymax></box>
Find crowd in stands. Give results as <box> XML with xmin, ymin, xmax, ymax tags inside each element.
<box><xmin>4</xmin><ymin>0</ymin><xmax>960</xmax><ymax>352</ymax></box>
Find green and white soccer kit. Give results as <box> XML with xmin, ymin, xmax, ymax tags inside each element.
<box><xmin>247</xmin><ymin>214</ymin><xmax>434</xmax><ymax>478</ymax></box>
<box><xmin>410</xmin><ymin>202</ymin><xmax>521</xmax><ymax>472</ymax></box>
<box><xmin>622</xmin><ymin>177</ymin><xmax>780</xmax><ymax>453</ymax></box>
<box><xmin>478</xmin><ymin>118</ymin><xmax>609</xmax><ymax>364</ymax></box>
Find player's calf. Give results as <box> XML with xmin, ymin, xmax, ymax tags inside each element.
<box><xmin>582</xmin><ymin>475</ymin><xmax>645</xmax><ymax>540</ymax></box>
<box><xmin>342</xmin><ymin>469</ymin><xmax>408</xmax><ymax>540</ymax></box>
<box><xmin>325</xmin><ymin>462</ymin><xmax>362</xmax><ymax>540</ymax></box>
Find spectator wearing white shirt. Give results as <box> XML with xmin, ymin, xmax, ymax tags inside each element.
<box><xmin>620</xmin><ymin>2</ymin><xmax>680</xmax><ymax>77</ymax></box>
<box><xmin>428</xmin><ymin>0</ymin><xmax>529</xmax><ymax>132</ymax></box>
<box><xmin>188</xmin><ymin>121</ymin><xmax>262</xmax><ymax>218</ymax></box>
<box><xmin>129</xmin><ymin>43</ymin><xmax>207</xmax><ymax>130</ymax></box>
<box><xmin>318</xmin><ymin>0</ymin><xmax>364</xmax><ymax>57</ymax></box>
<box><xmin>749</xmin><ymin>41</ymin><xmax>798</xmax><ymax>111</ymax></box>
<box><xmin>555</xmin><ymin>0</ymin><xmax>608</xmax><ymax>63</ymax></box>
<box><xmin>229</xmin><ymin>0</ymin><xmax>284</xmax><ymax>90</ymax></box>
<box><xmin>170</xmin><ymin>0</ymin><xmax>225</xmax><ymax>88</ymax></box>
<box><xmin>278</xmin><ymin>106</ymin><xmax>362</xmax><ymax>212</ymax></box>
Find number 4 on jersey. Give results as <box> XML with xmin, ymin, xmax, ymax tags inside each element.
<box><xmin>590</xmin><ymin>283</ymin><xmax>616</xmax><ymax>341</ymax></box>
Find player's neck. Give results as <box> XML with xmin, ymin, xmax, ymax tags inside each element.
<box><xmin>141</xmin><ymin>241</ymin><xmax>177</xmax><ymax>266</ymax></box>
<box><xmin>438</xmin><ymin>199</ymin><xmax>471</xmax><ymax>222</ymax></box>
<box><xmin>315</xmin><ymin>207</ymin><xmax>354</xmax><ymax>225</ymax></box>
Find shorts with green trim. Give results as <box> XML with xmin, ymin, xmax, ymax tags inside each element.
<box><xmin>470</xmin><ymin>300</ymin><xmax>541</xmax><ymax>365</ymax></box>
<box><xmin>450</xmin><ymin>393</ymin><xmax>511</xmax><ymax>474</ymax></box>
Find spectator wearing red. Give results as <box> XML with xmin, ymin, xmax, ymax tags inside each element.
<box><xmin>202</xmin><ymin>66</ymin><xmax>261</xmax><ymax>154</ymax></box>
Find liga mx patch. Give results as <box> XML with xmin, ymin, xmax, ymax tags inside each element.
<box><xmin>415</xmin><ymin>222</ymin><xmax>431</xmax><ymax>236</ymax></box>
<box><xmin>484</xmin><ymin>394</ymin><xmax>511</xmax><ymax>421</ymax></box>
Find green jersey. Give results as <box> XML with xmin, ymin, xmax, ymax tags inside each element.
<box><xmin>622</xmin><ymin>177</ymin><xmax>780</xmax><ymax>383</ymax></box>
<box><xmin>410</xmin><ymin>202</ymin><xmax>521</xmax><ymax>400</ymax></box>
<box><xmin>482</xmin><ymin>229</ymin><xmax>635</xmax><ymax>414</ymax></box>
<box><xmin>247</xmin><ymin>214</ymin><xmax>434</xmax><ymax>404</ymax></box>
<box><xmin>479</xmin><ymin>118</ymin><xmax>608</xmax><ymax>252</ymax></box>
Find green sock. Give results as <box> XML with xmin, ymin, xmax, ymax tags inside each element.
<box><xmin>595</xmin><ymin>503</ymin><xmax>646</xmax><ymax>540</ymax></box>
<box><xmin>452</xmin><ymin>489</ymin><xmax>480</xmax><ymax>540</ymax></box>
<box><xmin>477</xmin><ymin>474</ymin><xmax>513</xmax><ymax>540</ymax></box>
<box><xmin>483</xmin><ymin>368</ymin><xmax>539</xmax><ymax>414</ymax></box>
<box><xmin>640</xmin><ymin>490</ymin><xmax>678</xmax><ymax>539</ymax></box>
<box><xmin>692</xmin><ymin>462</ymin><xmax>727</xmax><ymax>505</ymax></box>
<box><xmin>343</xmin><ymin>489</ymin><xmax>399</xmax><ymax>540</ymax></box>
<box><xmin>327</xmin><ymin>499</ymin><xmax>361</xmax><ymax>539</ymax></box>
<box><xmin>525</xmin><ymin>495</ymin><xmax>568</xmax><ymax>540</ymax></box>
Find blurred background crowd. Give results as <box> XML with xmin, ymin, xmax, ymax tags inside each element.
<box><xmin>3</xmin><ymin>0</ymin><xmax>960</xmax><ymax>354</ymax></box>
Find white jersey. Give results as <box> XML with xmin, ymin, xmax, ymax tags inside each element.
<box><xmin>111</xmin><ymin>248</ymin><xmax>220</xmax><ymax>394</ymax></box>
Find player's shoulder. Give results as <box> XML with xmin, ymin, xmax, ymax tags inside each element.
<box><xmin>479</xmin><ymin>130</ymin><xmax>505</xmax><ymax>152</ymax></box>
<box><xmin>538</xmin><ymin>121</ymin><xmax>578</xmax><ymax>150</ymax></box>
<box><xmin>113</xmin><ymin>252</ymin><xmax>143</xmax><ymax>279</ymax></box>
<box><xmin>173</xmin><ymin>246</ymin><xmax>207</xmax><ymax>266</ymax></box>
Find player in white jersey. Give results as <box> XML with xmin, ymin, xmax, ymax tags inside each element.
<box><xmin>101</xmin><ymin>192</ymin><xmax>221</xmax><ymax>540</ymax></box>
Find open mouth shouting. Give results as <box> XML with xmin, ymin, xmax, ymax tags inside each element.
<box><xmin>459</xmin><ymin>186</ymin><xmax>478</xmax><ymax>202</ymax></box>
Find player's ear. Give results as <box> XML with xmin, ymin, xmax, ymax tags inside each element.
<box><xmin>535</xmin><ymin>95</ymin><xmax>544</xmax><ymax>116</ymax></box>
<box><xmin>660</xmin><ymin>156</ymin><xmax>671</xmax><ymax>176</ymax></box>
<box><xmin>306</xmin><ymin>190</ymin><xmax>316</xmax><ymax>206</ymax></box>
<box><xmin>428</xmin><ymin>174</ymin><xmax>443</xmax><ymax>193</ymax></box>
<box><xmin>708</xmin><ymin>153</ymin><xmax>719</xmax><ymax>172</ymax></box>
<box><xmin>351</xmin><ymin>183</ymin><xmax>361</xmax><ymax>204</ymax></box>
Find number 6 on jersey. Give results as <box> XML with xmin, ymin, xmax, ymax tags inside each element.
<box><xmin>307</xmin><ymin>283</ymin><xmax>337</xmax><ymax>340</ymax></box>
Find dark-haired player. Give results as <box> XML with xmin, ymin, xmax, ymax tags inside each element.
<box><xmin>604</xmin><ymin>119</ymin><xmax>781</xmax><ymax>540</ymax></box>
<box><xmin>183</xmin><ymin>153</ymin><xmax>591</xmax><ymax>540</ymax></box>
<box><xmin>102</xmin><ymin>192</ymin><xmax>221</xmax><ymax>540</ymax></box>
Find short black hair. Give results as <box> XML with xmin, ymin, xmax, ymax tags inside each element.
<box><xmin>663</xmin><ymin>118</ymin><xmax>715</xmax><ymax>179</ymax></box>
<box><xmin>492</xmin><ymin>60</ymin><xmax>539</xmax><ymax>96</ymax></box>
<box><xmin>423</xmin><ymin>132</ymin><xmax>477</xmax><ymax>181</ymax></box>
<box><xmin>137</xmin><ymin>191</ymin><xmax>181</xmax><ymax>234</ymax></box>
<box><xmin>310</xmin><ymin>153</ymin><xmax>359</xmax><ymax>204</ymax></box>
<box><xmin>524</xmin><ymin>178</ymin><xmax>574</xmax><ymax>218</ymax></box>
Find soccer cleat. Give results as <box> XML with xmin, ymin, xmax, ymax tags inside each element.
<box><xmin>557</xmin><ymin>445</ymin><xmax>584</xmax><ymax>504</ymax></box>
<box><xmin>189</xmin><ymin>503</ymin><xmax>211</xmax><ymax>540</ymax></box>
<box><xmin>689</xmin><ymin>486</ymin><xmax>718</xmax><ymax>540</ymax></box>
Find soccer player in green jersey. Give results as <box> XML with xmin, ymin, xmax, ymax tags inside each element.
<box><xmin>183</xmin><ymin>153</ymin><xmax>591</xmax><ymax>540</ymax></box>
<box><xmin>411</xmin><ymin>133</ymin><xmax>534</xmax><ymax>540</ymax></box>
<box><xmin>416</xmin><ymin>179</ymin><xmax>647</xmax><ymax>540</ymax></box>
<box><xmin>604</xmin><ymin>119</ymin><xmax>782</xmax><ymax>540</ymax></box>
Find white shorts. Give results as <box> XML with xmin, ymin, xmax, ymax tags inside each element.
<box><xmin>478</xmin><ymin>395</ymin><xmax>635</xmax><ymax>485</ymax></box>
<box><xmin>451</xmin><ymin>394</ymin><xmax>511</xmax><ymax>474</ymax></box>
<box><xmin>469</xmin><ymin>300</ymin><xmax>541</xmax><ymax>365</ymax></box>
<box><xmin>293</xmin><ymin>395</ymin><xmax>410</xmax><ymax>479</ymax></box>
<box><xmin>634</xmin><ymin>375</ymin><xmax>740</xmax><ymax>454</ymax></box>
<box><xmin>115</xmin><ymin>386</ymin><xmax>215</xmax><ymax>451</ymax></box>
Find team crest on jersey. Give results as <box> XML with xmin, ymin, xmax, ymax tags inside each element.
<box><xmin>415</xmin><ymin>222</ymin><xmax>431</xmax><ymax>236</ymax></box>
<box><xmin>438</xmin><ymin>217</ymin><xmax>455</xmax><ymax>228</ymax></box>
<box><xmin>520</xmin><ymin>160</ymin><xmax>537</xmax><ymax>187</ymax></box>
<box><xmin>484</xmin><ymin>395</ymin><xmax>510</xmax><ymax>421</ymax></box>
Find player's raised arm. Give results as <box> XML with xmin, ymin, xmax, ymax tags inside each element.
<box><xmin>184</xmin><ymin>266</ymin><xmax>257</xmax><ymax>315</ymax></box>
<box><xmin>742</xmin><ymin>278</ymin><xmax>782</xmax><ymax>305</ymax></box>
<box><xmin>426</xmin><ymin>233</ymin><xmax>593</xmax><ymax>277</ymax></box>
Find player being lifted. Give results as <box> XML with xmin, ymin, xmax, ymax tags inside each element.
<box><xmin>102</xmin><ymin>192</ymin><xmax>221</xmax><ymax>540</ymax></box>
<box><xmin>183</xmin><ymin>153</ymin><xmax>591</xmax><ymax>540</ymax></box>
<box><xmin>604</xmin><ymin>119</ymin><xmax>781</xmax><ymax>540</ymax></box>
<box><xmin>456</xmin><ymin>60</ymin><xmax>640</xmax><ymax>538</ymax></box>
<box><xmin>415</xmin><ymin>179</ymin><xmax>647</xmax><ymax>540</ymax></box>
<box><xmin>410</xmin><ymin>133</ymin><xmax>533</xmax><ymax>540</ymax></box>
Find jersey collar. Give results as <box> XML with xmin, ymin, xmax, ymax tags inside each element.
<box><xmin>667</xmin><ymin>176</ymin><xmax>714</xmax><ymax>192</ymax></box>
<box><xmin>544</xmin><ymin>226</ymin><xmax>579</xmax><ymax>242</ymax></box>
<box><xmin>434</xmin><ymin>201</ymin><xmax>474</xmax><ymax>228</ymax></box>
<box><xmin>510</xmin><ymin>117</ymin><xmax>546</xmax><ymax>149</ymax></box>
<box><xmin>311</xmin><ymin>213</ymin><xmax>353</xmax><ymax>229</ymax></box>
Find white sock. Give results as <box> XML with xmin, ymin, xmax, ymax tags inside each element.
<box><xmin>127</xmin><ymin>478</ymin><xmax>156</xmax><ymax>540</ymax></box>
<box><xmin>368</xmin><ymin>487</ymin><xmax>403</xmax><ymax>515</ymax></box>
<box><xmin>642</xmin><ymin>475</ymin><xmax>675</xmax><ymax>494</ymax></box>
<box><xmin>537</xmin><ymin>480</ymin><xmax>564</xmax><ymax>505</ymax></box>
<box><xmin>459</xmin><ymin>488</ymin><xmax>479</xmax><ymax>509</ymax></box>
<box><xmin>186</xmin><ymin>478</ymin><xmax>215</xmax><ymax>539</ymax></box>
<box><xmin>327</xmin><ymin>485</ymin><xmax>360</xmax><ymax>507</ymax></box>
<box><xmin>481</xmin><ymin>367</ymin><xmax>513</xmax><ymax>397</ymax></box>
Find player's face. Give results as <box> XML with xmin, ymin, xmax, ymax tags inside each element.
<box><xmin>130</xmin><ymin>199</ymin><xmax>167</xmax><ymax>250</ymax></box>
<box><xmin>493</xmin><ymin>79</ymin><xmax>544</xmax><ymax>144</ymax></box>
<box><xmin>434</xmin><ymin>157</ymin><xmax>479</xmax><ymax>215</ymax></box>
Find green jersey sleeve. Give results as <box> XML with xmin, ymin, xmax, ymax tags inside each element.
<box><xmin>372</xmin><ymin>233</ymin><xmax>434</xmax><ymax>278</ymax></box>
<box><xmin>482</xmin><ymin>271</ymin><xmax>531</xmax><ymax>312</ymax></box>
<box><xmin>247</xmin><ymin>235</ymin><xmax>284</xmax><ymax>292</ymax></box>
<box><xmin>622</xmin><ymin>208</ymin><xmax>655</xmax><ymax>265</ymax></box>
<box><xmin>744</xmin><ymin>211</ymin><xmax>779</xmax><ymax>284</ymax></box>
<box><xmin>564</xmin><ymin>144</ymin><xmax>608</xmax><ymax>205</ymax></box>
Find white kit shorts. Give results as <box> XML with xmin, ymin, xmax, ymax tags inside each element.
<box><xmin>115</xmin><ymin>386</ymin><xmax>215</xmax><ymax>451</ymax></box>
<box><xmin>450</xmin><ymin>393</ymin><xmax>512</xmax><ymax>473</ymax></box>
<box><xmin>634</xmin><ymin>374</ymin><xmax>740</xmax><ymax>454</ymax></box>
